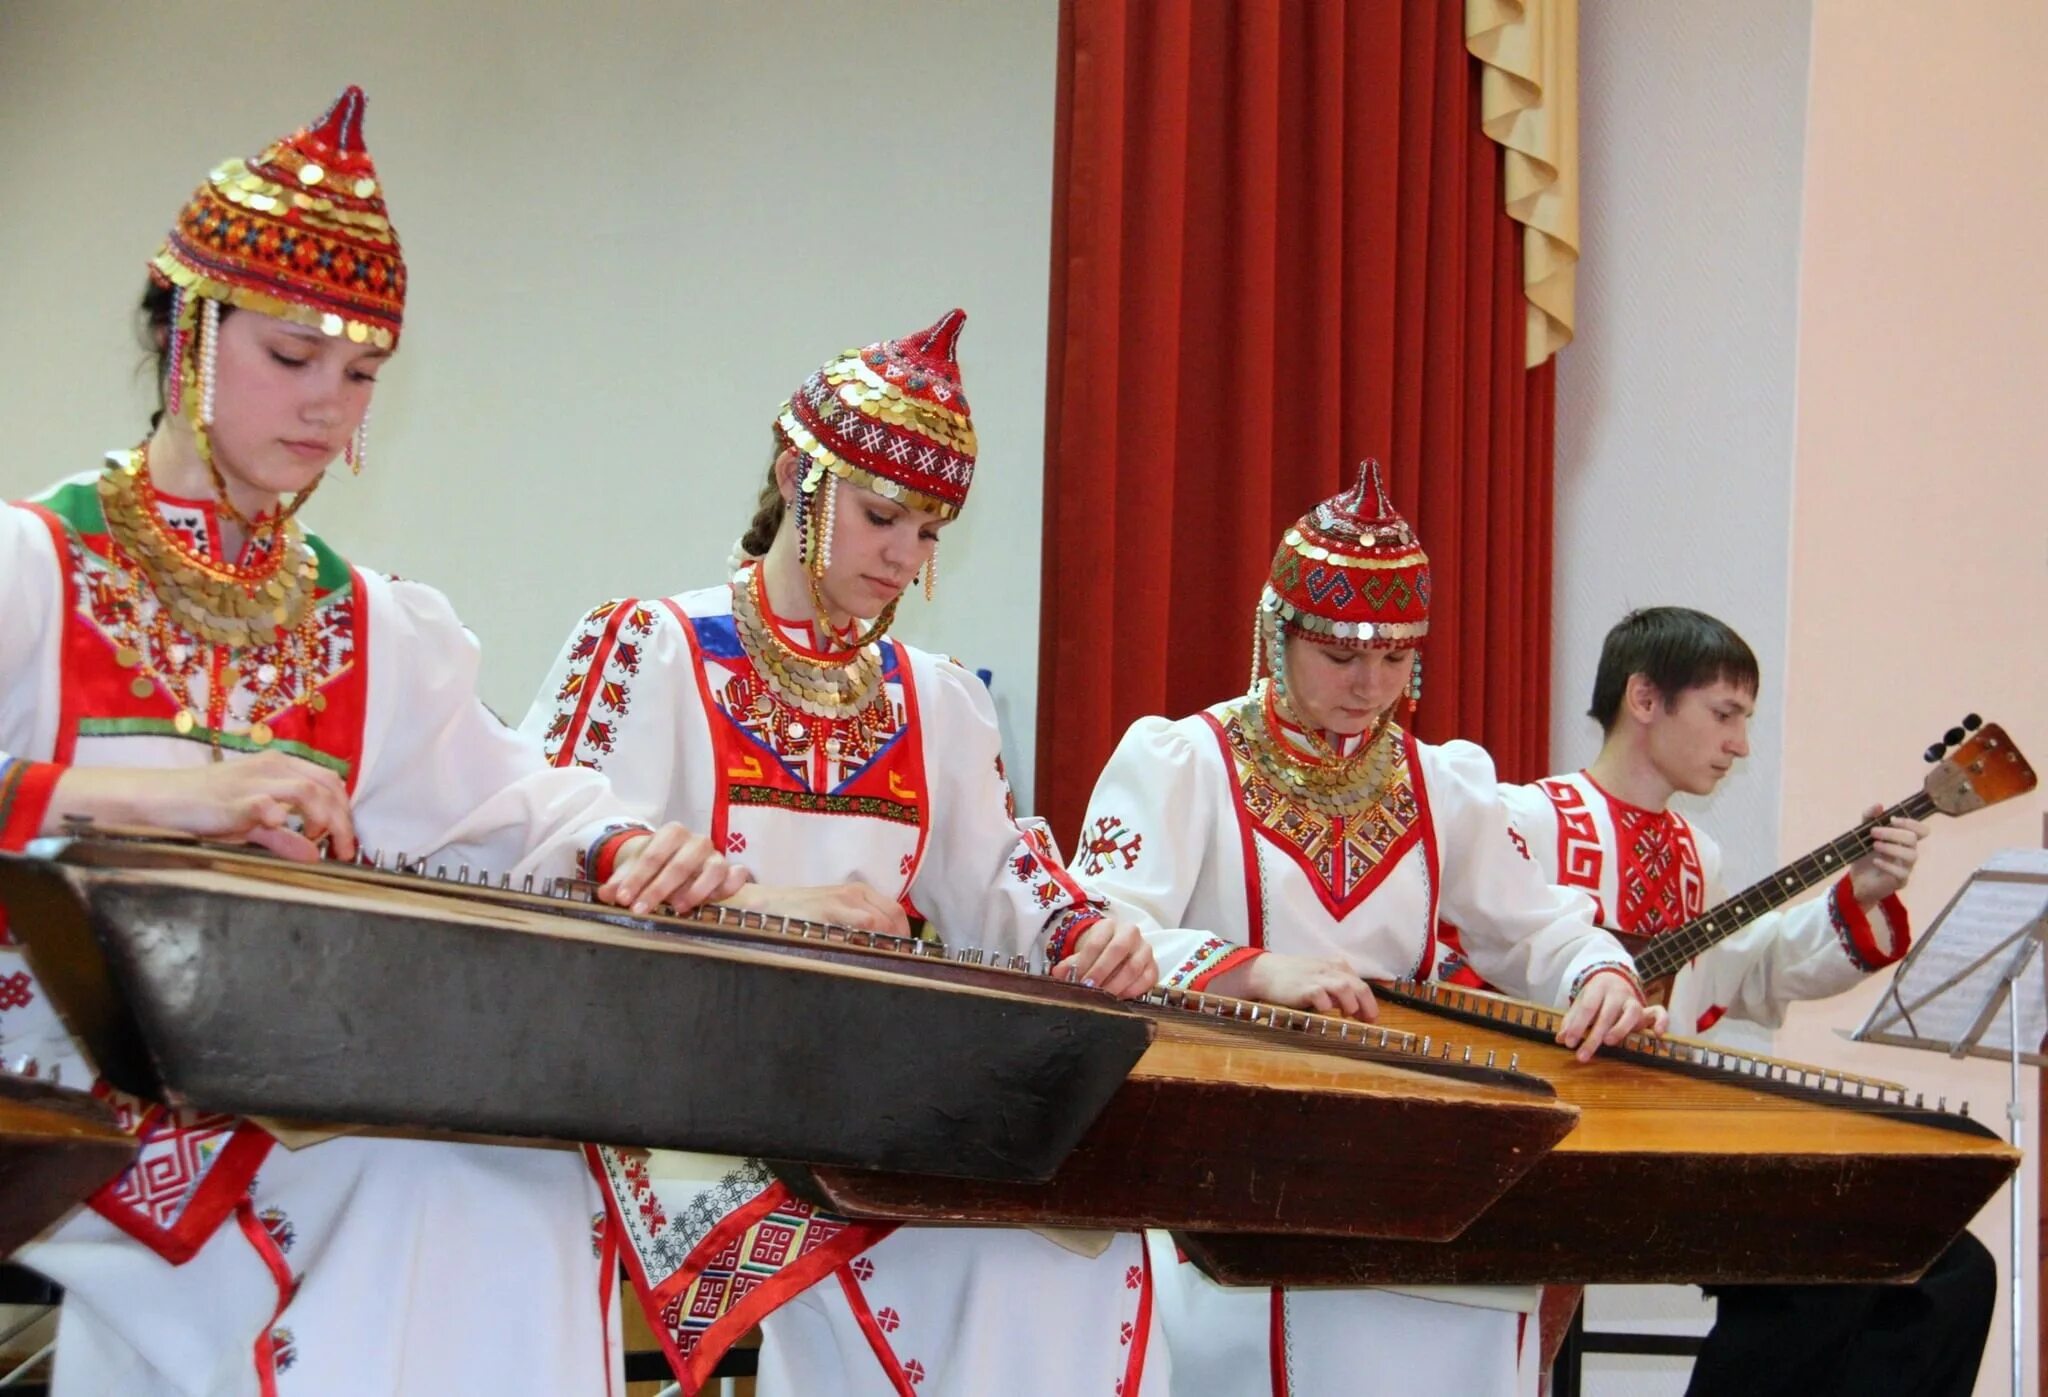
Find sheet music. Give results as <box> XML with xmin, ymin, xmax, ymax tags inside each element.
<box><xmin>1856</xmin><ymin>850</ymin><xmax>2048</xmax><ymax>1061</ymax></box>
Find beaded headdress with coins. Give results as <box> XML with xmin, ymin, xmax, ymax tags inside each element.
<box><xmin>1253</xmin><ymin>459</ymin><xmax>1431</xmax><ymax>708</ymax></box>
<box><xmin>151</xmin><ymin>84</ymin><xmax>405</xmax><ymax>503</ymax></box>
<box><xmin>775</xmin><ymin>309</ymin><xmax>977</xmax><ymax>606</ymax></box>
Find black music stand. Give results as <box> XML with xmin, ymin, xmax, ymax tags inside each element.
<box><xmin>1855</xmin><ymin>849</ymin><xmax>2048</xmax><ymax>1397</ymax></box>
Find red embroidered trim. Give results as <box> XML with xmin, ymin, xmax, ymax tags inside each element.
<box><xmin>591</xmin><ymin>1145</ymin><xmax>891</xmax><ymax>1395</ymax></box>
<box><xmin>88</xmin><ymin>1114</ymin><xmax>275</xmax><ymax>1264</ymax></box>
<box><xmin>548</xmin><ymin>599</ymin><xmax>641</xmax><ymax>770</ymax></box>
<box><xmin>1568</xmin><ymin>964</ymin><xmax>1646</xmax><ymax>1007</ymax></box>
<box><xmin>1187</xmin><ymin>943</ymin><xmax>1261</xmax><ymax>992</ymax></box>
<box><xmin>1408</xmin><ymin>733</ymin><xmax>1443</xmax><ymax>979</ymax></box>
<box><xmin>597</xmin><ymin>1211</ymin><xmax>621</xmax><ymax>1397</ymax></box>
<box><xmin>1542</xmin><ymin>777</ymin><xmax>1608</xmax><ymax>924</ymax></box>
<box><xmin>1123</xmin><ymin>1240</ymin><xmax>1156</xmax><ymax>1394</ymax></box>
<box><xmin>0</xmin><ymin>759</ymin><xmax>62</xmax><ymax>851</ymax></box>
<box><xmin>836</xmin><ymin>1262</ymin><xmax>920</xmax><ymax>1396</ymax></box>
<box><xmin>1828</xmin><ymin>878</ymin><xmax>1907</xmax><ymax>971</ymax></box>
<box><xmin>589</xmin><ymin>827</ymin><xmax>645</xmax><ymax>885</ymax></box>
<box><xmin>1268</xmin><ymin>1286</ymin><xmax>1290</xmax><ymax>1397</ymax></box>
<box><xmin>1200</xmin><ymin>713</ymin><xmax>1266</xmax><ymax>950</ymax></box>
<box><xmin>236</xmin><ymin>1196</ymin><xmax>296</xmax><ymax>1397</ymax></box>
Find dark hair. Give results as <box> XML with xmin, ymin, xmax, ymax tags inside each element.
<box><xmin>1587</xmin><ymin>606</ymin><xmax>1760</xmax><ymax>732</ymax></box>
<box><xmin>138</xmin><ymin>277</ymin><xmax>232</xmax><ymax>428</ymax></box>
<box><xmin>739</xmin><ymin>434</ymin><xmax>790</xmax><ymax>558</ymax></box>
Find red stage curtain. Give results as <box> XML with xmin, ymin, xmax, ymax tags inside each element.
<box><xmin>1037</xmin><ymin>0</ymin><xmax>1559</xmax><ymax>844</ymax></box>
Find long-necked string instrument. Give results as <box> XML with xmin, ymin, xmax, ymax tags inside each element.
<box><xmin>1623</xmin><ymin>718</ymin><xmax>2036</xmax><ymax>1004</ymax></box>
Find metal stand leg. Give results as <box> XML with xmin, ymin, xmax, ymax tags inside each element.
<box><xmin>2009</xmin><ymin>991</ymin><xmax>2025</xmax><ymax>1397</ymax></box>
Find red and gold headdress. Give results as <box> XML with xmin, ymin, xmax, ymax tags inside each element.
<box><xmin>1254</xmin><ymin>459</ymin><xmax>1431</xmax><ymax>702</ymax></box>
<box><xmin>152</xmin><ymin>85</ymin><xmax>404</xmax><ymax>496</ymax></box>
<box><xmin>778</xmin><ymin>309</ymin><xmax>977</xmax><ymax>519</ymax></box>
<box><xmin>774</xmin><ymin>310</ymin><xmax>977</xmax><ymax>608</ymax></box>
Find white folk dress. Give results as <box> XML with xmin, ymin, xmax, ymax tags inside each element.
<box><xmin>522</xmin><ymin>566</ymin><xmax>1164</xmax><ymax>1397</ymax></box>
<box><xmin>1076</xmin><ymin>700</ymin><xmax>1642</xmax><ymax>1397</ymax></box>
<box><xmin>0</xmin><ymin>467</ymin><xmax>636</xmax><ymax>1397</ymax></box>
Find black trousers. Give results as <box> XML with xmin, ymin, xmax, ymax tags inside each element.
<box><xmin>1686</xmin><ymin>1231</ymin><xmax>1996</xmax><ymax>1397</ymax></box>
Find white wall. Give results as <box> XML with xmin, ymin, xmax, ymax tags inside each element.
<box><xmin>1776</xmin><ymin>2</ymin><xmax>2048</xmax><ymax>1390</ymax></box>
<box><xmin>1552</xmin><ymin>0</ymin><xmax>1813</xmax><ymax>883</ymax></box>
<box><xmin>0</xmin><ymin>0</ymin><xmax>1057</xmax><ymax>802</ymax></box>
<box><xmin>1554</xmin><ymin>3</ymin><xmax>1815</xmax><ymax>1390</ymax></box>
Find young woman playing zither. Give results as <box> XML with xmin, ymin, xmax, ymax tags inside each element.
<box><xmin>1073</xmin><ymin>461</ymin><xmax>1664</xmax><ymax>1397</ymax></box>
<box><xmin>524</xmin><ymin>311</ymin><xmax>1166</xmax><ymax>1396</ymax></box>
<box><xmin>0</xmin><ymin>88</ymin><xmax>743</xmax><ymax>1395</ymax></box>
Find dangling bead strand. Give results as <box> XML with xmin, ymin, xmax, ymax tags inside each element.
<box><xmin>816</xmin><ymin>472</ymin><xmax>836</xmax><ymax>573</ymax></box>
<box><xmin>347</xmin><ymin>403</ymin><xmax>371</xmax><ymax>475</ymax></box>
<box><xmin>163</xmin><ymin>285</ymin><xmax>189</xmax><ymax>417</ymax></box>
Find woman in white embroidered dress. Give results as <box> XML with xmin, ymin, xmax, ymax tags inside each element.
<box><xmin>523</xmin><ymin>311</ymin><xmax>1167</xmax><ymax>1397</ymax></box>
<box><xmin>1074</xmin><ymin>460</ymin><xmax>1665</xmax><ymax>1397</ymax></box>
<box><xmin>0</xmin><ymin>88</ymin><xmax>743</xmax><ymax>1396</ymax></box>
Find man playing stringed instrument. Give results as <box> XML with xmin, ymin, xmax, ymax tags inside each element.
<box><xmin>1444</xmin><ymin>605</ymin><xmax>1921</xmax><ymax>1051</ymax></box>
<box><xmin>1443</xmin><ymin>606</ymin><xmax>1993</xmax><ymax>1397</ymax></box>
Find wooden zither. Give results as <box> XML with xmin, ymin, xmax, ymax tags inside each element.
<box><xmin>778</xmin><ymin>987</ymin><xmax>1576</xmax><ymax>1240</ymax></box>
<box><xmin>0</xmin><ymin>834</ymin><xmax>1148</xmax><ymax>1184</ymax></box>
<box><xmin>1177</xmin><ymin>978</ymin><xmax>2020</xmax><ymax>1287</ymax></box>
<box><xmin>0</xmin><ymin>1075</ymin><xmax>136</xmax><ymax>1255</ymax></box>
<box><xmin>0</xmin><ymin>833</ymin><xmax>1575</xmax><ymax>1238</ymax></box>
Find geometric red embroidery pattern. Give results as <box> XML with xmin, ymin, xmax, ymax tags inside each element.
<box><xmin>1221</xmin><ymin>712</ymin><xmax>1423</xmax><ymax>919</ymax></box>
<box><xmin>102</xmin><ymin>1107</ymin><xmax>242</xmax><ymax>1231</ymax></box>
<box><xmin>1541</xmin><ymin>777</ymin><xmax>1608</xmax><ymax>925</ymax></box>
<box><xmin>1078</xmin><ymin>815</ymin><xmax>1144</xmax><ymax>875</ymax></box>
<box><xmin>543</xmin><ymin>599</ymin><xmax>656</xmax><ymax>769</ymax></box>
<box><xmin>0</xmin><ymin>971</ymin><xmax>33</xmax><ymax>1010</ymax></box>
<box><xmin>1609</xmin><ymin>802</ymin><xmax>1705</xmax><ymax>937</ymax></box>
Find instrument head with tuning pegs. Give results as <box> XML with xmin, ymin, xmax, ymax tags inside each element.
<box><xmin>1922</xmin><ymin>722</ymin><xmax>2038</xmax><ymax>816</ymax></box>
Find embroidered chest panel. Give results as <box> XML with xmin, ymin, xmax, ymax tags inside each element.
<box><xmin>693</xmin><ymin>615</ymin><xmax>924</xmax><ymax>830</ymax></box>
<box><xmin>1219</xmin><ymin>711</ymin><xmax>1424</xmax><ymax>917</ymax></box>
<box><xmin>37</xmin><ymin>489</ymin><xmax>362</xmax><ymax>768</ymax></box>
<box><xmin>1541</xmin><ymin>778</ymin><xmax>1705</xmax><ymax>936</ymax></box>
<box><xmin>1609</xmin><ymin>801</ymin><xmax>1705</xmax><ymax>935</ymax></box>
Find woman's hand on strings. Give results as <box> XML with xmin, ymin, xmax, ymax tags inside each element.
<box><xmin>46</xmin><ymin>755</ymin><xmax>357</xmax><ymax>862</ymax></box>
<box><xmin>720</xmin><ymin>880</ymin><xmax>913</xmax><ymax>940</ymax></box>
<box><xmin>1556</xmin><ymin>970</ymin><xmax>1666</xmax><ymax>1063</ymax></box>
<box><xmin>1849</xmin><ymin>805</ymin><xmax>1929</xmax><ymax>910</ymax></box>
<box><xmin>1054</xmin><ymin>917</ymin><xmax>1158</xmax><ymax>999</ymax></box>
<box><xmin>1222</xmin><ymin>952</ymin><xmax>1378</xmax><ymax>1021</ymax></box>
<box><xmin>602</xmin><ymin>823</ymin><xmax>750</xmax><ymax>914</ymax></box>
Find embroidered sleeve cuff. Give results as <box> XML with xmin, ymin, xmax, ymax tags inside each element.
<box><xmin>1042</xmin><ymin>906</ymin><xmax>1103</xmax><ymax>967</ymax></box>
<box><xmin>1175</xmin><ymin>940</ymin><xmax>1261</xmax><ymax>992</ymax></box>
<box><xmin>1829</xmin><ymin>877</ymin><xmax>1908</xmax><ymax>971</ymax></box>
<box><xmin>581</xmin><ymin>823</ymin><xmax>653</xmax><ymax>885</ymax></box>
<box><xmin>0</xmin><ymin>758</ymin><xmax>64</xmax><ymax>852</ymax></box>
<box><xmin>1566</xmin><ymin>962</ymin><xmax>1646</xmax><ymax>1007</ymax></box>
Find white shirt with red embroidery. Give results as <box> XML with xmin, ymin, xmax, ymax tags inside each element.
<box><xmin>519</xmin><ymin>569</ymin><xmax>1163</xmax><ymax>1397</ymax></box>
<box><xmin>0</xmin><ymin>470</ymin><xmax>638</xmax><ymax>1396</ymax></box>
<box><xmin>1480</xmin><ymin>770</ymin><xmax>1910</xmax><ymax>1051</ymax></box>
<box><xmin>1077</xmin><ymin>705</ymin><xmax>1639</xmax><ymax>1006</ymax></box>
<box><xmin>1074</xmin><ymin>702</ymin><xmax>1641</xmax><ymax>1397</ymax></box>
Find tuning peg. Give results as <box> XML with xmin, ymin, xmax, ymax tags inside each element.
<box><xmin>1944</xmin><ymin>726</ymin><xmax>1967</xmax><ymax>747</ymax></box>
<box><xmin>1963</xmin><ymin>713</ymin><xmax>1983</xmax><ymax>731</ymax></box>
<box><xmin>1925</xmin><ymin>743</ymin><xmax>1946</xmax><ymax>763</ymax></box>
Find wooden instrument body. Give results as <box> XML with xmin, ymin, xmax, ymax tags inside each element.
<box><xmin>0</xmin><ymin>843</ymin><xmax>1151</xmax><ymax>1182</ymax></box>
<box><xmin>1178</xmin><ymin>983</ymin><xmax>2019</xmax><ymax>1286</ymax></box>
<box><xmin>0</xmin><ymin>836</ymin><xmax>1589</xmax><ymax>1237</ymax></box>
<box><xmin>0</xmin><ymin>1075</ymin><xmax>135</xmax><ymax>1255</ymax></box>
<box><xmin>783</xmin><ymin>1007</ymin><xmax>1577</xmax><ymax>1239</ymax></box>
